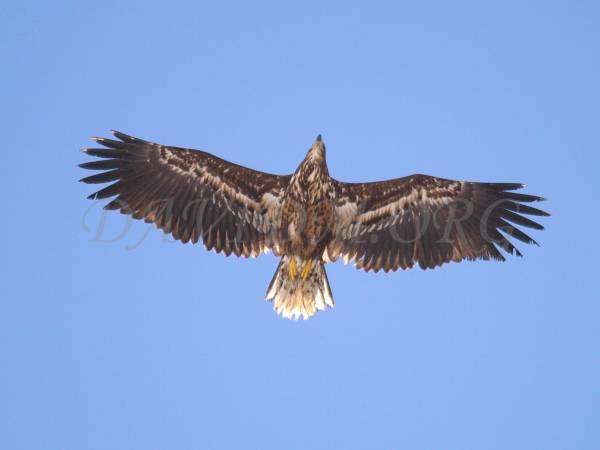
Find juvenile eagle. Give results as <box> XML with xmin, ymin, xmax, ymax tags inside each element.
<box><xmin>80</xmin><ymin>131</ymin><xmax>548</xmax><ymax>319</ymax></box>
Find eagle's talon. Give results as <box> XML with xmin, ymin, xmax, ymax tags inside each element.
<box><xmin>289</xmin><ymin>257</ymin><xmax>298</xmax><ymax>280</ymax></box>
<box><xmin>301</xmin><ymin>260</ymin><xmax>313</xmax><ymax>280</ymax></box>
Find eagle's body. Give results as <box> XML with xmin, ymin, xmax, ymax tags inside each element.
<box><xmin>81</xmin><ymin>131</ymin><xmax>548</xmax><ymax>319</ymax></box>
<box><xmin>281</xmin><ymin>135</ymin><xmax>334</xmax><ymax>259</ymax></box>
<box><xmin>268</xmin><ymin>136</ymin><xmax>336</xmax><ymax>317</ymax></box>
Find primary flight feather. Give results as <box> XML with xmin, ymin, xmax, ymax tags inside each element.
<box><xmin>80</xmin><ymin>131</ymin><xmax>549</xmax><ymax>319</ymax></box>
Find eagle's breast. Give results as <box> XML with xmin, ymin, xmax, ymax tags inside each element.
<box><xmin>280</xmin><ymin>159</ymin><xmax>335</xmax><ymax>258</ymax></box>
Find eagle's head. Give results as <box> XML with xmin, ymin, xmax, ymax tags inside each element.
<box><xmin>305</xmin><ymin>134</ymin><xmax>326</xmax><ymax>164</ymax></box>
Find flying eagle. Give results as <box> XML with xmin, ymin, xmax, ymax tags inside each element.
<box><xmin>80</xmin><ymin>131</ymin><xmax>548</xmax><ymax>319</ymax></box>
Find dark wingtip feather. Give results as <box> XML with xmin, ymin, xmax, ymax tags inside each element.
<box><xmin>104</xmin><ymin>198</ymin><xmax>128</xmax><ymax>211</ymax></box>
<box><xmin>91</xmin><ymin>136</ymin><xmax>125</xmax><ymax>149</ymax></box>
<box><xmin>79</xmin><ymin>169</ymin><xmax>121</xmax><ymax>184</ymax></box>
<box><xmin>499</xmin><ymin>221</ymin><xmax>540</xmax><ymax>246</ymax></box>
<box><xmin>111</xmin><ymin>130</ymin><xmax>137</xmax><ymax>142</ymax></box>
<box><xmin>86</xmin><ymin>181</ymin><xmax>123</xmax><ymax>200</ymax></box>
<box><xmin>502</xmin><ymin>210</ymin><xmax>545</xmax><ymax>230</ymax></box>
<box><xmin>484</xmin><ymin>182</ymin><xmax>525</xmax><ymax>191</ymax></box>
<box><xmin>503</xmin><ymin>192</ymin><xmax>547</xmax><ymax>203</ymax></box>
<box><xmin>505</xmin><ymin>202</ymin><xmax>550</xmax><ymax>217</ymax></box>
<box><xmin>81</xmin><ymin>148</ymin><xmax>124</xmax><ymax>159</ymax></box>
<box><xmin>91</xmin><ymin>136</ymin><xmax>106</xmax><ymax>144</ymax></box>
<box><xmin>79</xmin><ymin>160</ymin><xmax>123</xmax><ymax>170</ymax></box>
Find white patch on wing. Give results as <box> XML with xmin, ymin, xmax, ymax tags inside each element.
<box><xmin>334</xmin><ymin>201</ymin><xmax>359</xmax><ymax>228</ymax></box>
<box><xmin>259</xmin><ymin>192</ymin><xmax>284</xmax><ymax>232</ymax></box>
<box><xmin>334</xmin><ymin>180</ymin><xmax>463</xmax><ymax>240</ymax></box>
<box><xmin>157</xmin><ymin>147</ymin><xmax>286</xmax><ymax>234</ymax></box>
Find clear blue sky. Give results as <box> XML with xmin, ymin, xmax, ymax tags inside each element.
<box><xmin>1</xmin><ymin>1</ymin><xmax>598</xmax><ymax>449</ymax></box>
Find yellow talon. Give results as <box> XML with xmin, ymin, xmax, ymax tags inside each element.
<box><xmin>301</xmin><ymin>260</ymin><xmax>313</xmax><ymax>281</ymax></box>
<box><xmin>289</xmin><ymin>257</ymin><xmax>298</xmax><ymax>280</ymax></box>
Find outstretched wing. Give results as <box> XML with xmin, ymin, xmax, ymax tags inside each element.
<box><xmin>80</xmin><ymin>131</ymin><xmax>291</xmax><ymax>257</ymax></box>
<box><xmin>328</xmin><ymin>175</ymin><xmax>549</xmax><ymax>272</ymax></box>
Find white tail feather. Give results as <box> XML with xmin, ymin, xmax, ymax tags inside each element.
<box><xmin>265</xmin><ymin>256</ymin><xmax>334</xmax><ymax>320</ymax></box>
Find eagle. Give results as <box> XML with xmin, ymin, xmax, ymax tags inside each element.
<box><xmin>80</xmin><ymin>131</ymin><xmax>548</xmax><ymax>320</ymax></box>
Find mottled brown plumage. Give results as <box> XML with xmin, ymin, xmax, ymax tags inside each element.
<box><xmin>80</xmin><ymin>131</ymin><xmax>548</xmax><ymax>319</ymax></box>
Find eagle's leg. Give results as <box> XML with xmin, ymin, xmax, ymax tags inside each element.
<box><xmin>289</xmin><ymin>257</ymin><xmax>298</xmax><ymax>280</ymax></box>
<box><xmin>301</xmin><ymin>260</ymin><xmax>313</xmax><ymax>281</ymax></box>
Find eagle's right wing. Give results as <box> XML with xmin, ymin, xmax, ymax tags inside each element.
<box><xmin>80</xmin><ymin>131</ymin><xmax>291</xmax><ymax>257</ymax></box>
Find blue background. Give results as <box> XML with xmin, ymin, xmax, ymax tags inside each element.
<box><xmin>2</xmin><ymin>1</ymin><xmax>598</xmax><ymax>449</ymax></box>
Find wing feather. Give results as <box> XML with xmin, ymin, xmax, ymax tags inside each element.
<box><xmin>80</xmin><ymin>131</ymin><xmax>290</xmax><ymax>257</ymax></box>
<box><xmin>330</xmin><ymin>174</ymin><xmax>548</xmax><ymax>272</ymax></box>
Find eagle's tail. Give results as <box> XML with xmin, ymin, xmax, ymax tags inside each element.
<box><xmin>265</xmin><ymin>256</ymin><xmax>334</xmax><ymax>320</ymax></box>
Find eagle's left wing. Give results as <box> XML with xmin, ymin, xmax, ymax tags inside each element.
<box><xmin>328</xmin><ymin>174</ymin><xmax>549</xmax><ymax>272</ymax></box>
<box><xmin>80</xmin><ymin>131</ymin><xmax>290</xmax><ymax>257</ymax></box>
